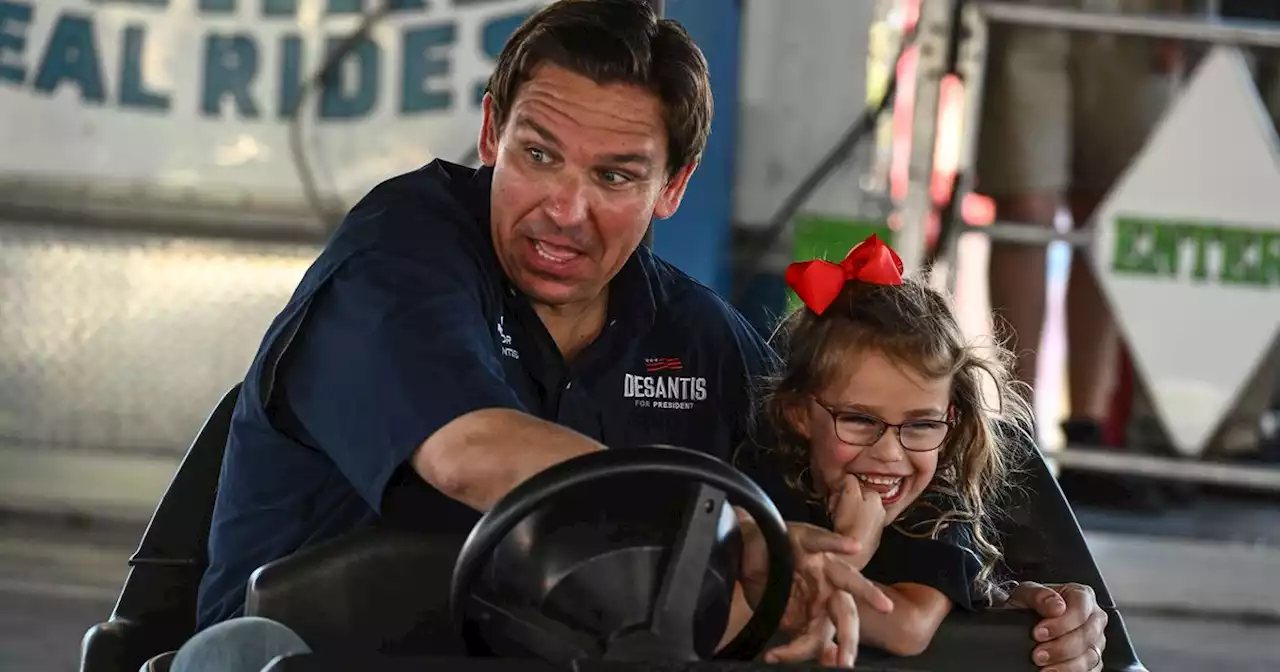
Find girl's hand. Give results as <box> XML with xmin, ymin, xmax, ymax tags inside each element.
<box><xmin>827</xmin><ymin>474</ymin><xmax>887</xmax><ymax>568</ymax></box>
<box><xmin>764</xmin><ymin>590</ymin><xmax>860</xmax><ymax>668</ymax></box>
<box><xmin>734</xmin><ymin>511</ymin><xmax>892</xmax><ymax>668</ymax></box>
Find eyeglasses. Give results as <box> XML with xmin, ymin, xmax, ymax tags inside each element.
<box><xmin>811</xmin><ymin>396</ymin><xmax>952</xmax><ymax>452</ymax></box>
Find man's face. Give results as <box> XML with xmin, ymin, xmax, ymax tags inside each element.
<box><xmin>478</xmin><ymin>64</ymin><xmax>694</xmax><ymax>309</ymax></box>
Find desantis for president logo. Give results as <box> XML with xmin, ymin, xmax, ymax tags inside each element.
<box><xmin>496</xmin><ymin>315</ymin><xmax>519</xmax><ymax>360</ymax></box>
<box><xmin>624</xmin><ymin>357</ymin><xmax>708</xmax><ymax>411</ymax></box>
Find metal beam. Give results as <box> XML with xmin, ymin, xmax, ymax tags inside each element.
<box><xmin>1052</xmin><ymin>447</ymin><xmax>1280</xmax><ymax>492</ymax></box>
<box><xmin>977</xmin><ymin>222</ymin><xmax>1093</xmax><ymax>248</ymax></box>
<box><xmin>896</xmin><ymin>0</ymin><xmax>961</xmax><ymax>275</ymax></box>
<box><xmin>977</xmin><ymin>1</ymin><xmax>1280</xmax><ymax>49</ymax></box>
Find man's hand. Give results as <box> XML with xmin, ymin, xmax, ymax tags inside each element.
<box><xmin>1005</xmin><ymin>582</ymin><xmax>1107</xmax><ymax>672</ymax></box>
<box><xmin>827</xmin><ymin>475</ymin><xmax>887</xmax><ymax>569</ymax></box>
<box><xmin>738</xmin><ymin>516</ymin><xmax>894</xmax><ymax>667</ymax></box>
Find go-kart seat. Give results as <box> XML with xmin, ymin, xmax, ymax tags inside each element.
<box><xmin>244</xmin><ymin>525</ymin><xmax>469</xmax><ymax>656</ymax></box>
<box><xmin>80</xmin><ymin>384</ymin><xmax>242</xmax><ymax>672</ymax></box>
<box><xmin>995</xmin><ymin>444</ymin><xmax>1146</xmax><ymax>672</ymax></box>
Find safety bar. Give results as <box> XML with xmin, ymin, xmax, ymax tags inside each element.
<box><xmin>1053</xmin><ymin>447</ymin><xmax>1280</xmax><ymax>492</ymax></box>
<box><xmin>977</xmin><ymin>1</ymin><xmax>1280</xmax><ymax>48</ymax></box>
<box><xmin>978</xmin><ymin>223</ymin><xmax>1093</xmax><ymax>248</ymax></box>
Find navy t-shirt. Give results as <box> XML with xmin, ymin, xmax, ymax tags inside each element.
<box><xmin>864</xmin><ymin>525</ymin><xmax>985</xmax><ymax>612</ymax></box>
<box><xmin>196</xmin><ymin>161</ymin><xmax>782</xmax><ymax>628</ymax></box>
<box><xmin>800</xmin><ymin>491</ymin><xmax>987</xmax><ymax>612</ymax></box>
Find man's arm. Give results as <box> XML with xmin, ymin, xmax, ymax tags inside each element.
<box><xmin>271</xmin><ymin>203</ymin><xmax>600</xmax><ymax>515</ymax></box>
<box><xmin>413</xmin><ymin>408</ymin><xmax>605</xmax><ymax>512</ymax></box>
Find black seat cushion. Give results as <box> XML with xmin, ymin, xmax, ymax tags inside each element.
<box><xmin>996</xmin><ymin>448</ymin><xmax>1144</xmax><ymax>671</ymax></box>
<box><xmin>245</xmin><ymin>526</ymin><xmax>468</xmax><ymax>657</ymax></box>
<box><xmin>82</xmin><ymin>385</ymin><xmax>241</xmax><ymax>672</ymax></box>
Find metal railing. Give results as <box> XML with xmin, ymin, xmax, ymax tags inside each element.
<box><xmin>902</xmin><ymin>0</ymin><xmax>1280</xmax><ymax>491</ymax></box>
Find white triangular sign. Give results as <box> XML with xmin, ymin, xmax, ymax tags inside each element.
<box><xmin>1091</xmin><ymin>47</ymin><xmax>1280</xmax><ymax>456</ymax></box>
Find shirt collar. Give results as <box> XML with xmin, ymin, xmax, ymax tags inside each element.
<box><xmin>608</xmin><ymin>245</ymin><xmax>658</xmax><ymax>335</ymax></box>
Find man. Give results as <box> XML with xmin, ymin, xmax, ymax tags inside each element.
<box><xmin>977</xmin><ymin>0</ymin><xmax>1190</xmax><ymax>511</ymax></box>
<box><xmin>193</xmin><ymin>1</ymin><xmax>1109</xmax><ymax>669</ymax></box>
<box><xmin>977</xmin><ymin>0</ymin><xmax>1182</xmax><ymax>448</ymax></box>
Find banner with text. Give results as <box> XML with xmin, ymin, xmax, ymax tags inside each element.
<box><xmin>0</xmin><ymin>0</ymin><xmax>545</xmax><ymax>210</ymax></box>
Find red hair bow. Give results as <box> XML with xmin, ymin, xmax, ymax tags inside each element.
<box><xmin>784</xmin><ymin>234</ymin><xmax>904</xmax><ymax>315</ymax></box>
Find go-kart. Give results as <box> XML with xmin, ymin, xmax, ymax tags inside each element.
<box><xmin>79</xmin><ymin>385</ymin><xmax>1149</xmax><ymax>672</ymax></box>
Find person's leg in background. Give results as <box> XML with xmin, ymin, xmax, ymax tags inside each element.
<box><xmin>974</xmin><ymin>0</ymin><xmax>1184</xmax><ymax>507</ymax></box>
<box><xmin>1058</xmin><ymin>1</ymin><xmax>1185</xmax><ymax>507</ymax></box>
<box><xmin>170</xmin><ymin>616</ymin><xmax>311</xmax><ymax>672</ymax></box>
<box><xmin>1067</xmin><ymin>0</ymin><xmax>1181</xmax><ymax>440</ymax></box>
<box><xmin>1062</xmin><ymin>186</ymin><xmax>1118</xmax><ymax>438</ymax></box>
<box><xmin>975</xmin><ymin>18</ymin><xmax>1074</xmax><ymax>409</ymax></box>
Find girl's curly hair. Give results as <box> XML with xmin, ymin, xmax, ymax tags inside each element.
<box><xmin>751</xmin><ymin>277</ymin><xmax>1035</xmax><ymax>601</ymax></box>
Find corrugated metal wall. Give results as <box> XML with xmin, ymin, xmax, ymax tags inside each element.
<box><xmin>0</xmin><ymin>221</ymin><xmax>318</xmax><ymax>518</ymax></box>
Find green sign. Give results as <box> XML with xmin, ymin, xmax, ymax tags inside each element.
<box><xmin>1111</xmin><ymin>215</ymin><xmax>1280</xmax><ymax>287</ymax></box>
<box><xmin>787</xmin><ymin>214</ymin><xmax>893</xmax><ymax>311</ymax></box>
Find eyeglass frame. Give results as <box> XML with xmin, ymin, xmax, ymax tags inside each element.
<box><xmin>809</xmin><ymin>395</ymin><xmax>954</xmax><ymax>452</ymax></box>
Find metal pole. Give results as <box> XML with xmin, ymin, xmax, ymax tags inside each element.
<box><xmin>977</xmin><ymin>0</ymin><xmax>1280</xmax><ymax>48</ymax></box>
<box><xmin>1051</xmin><ymin>448</ymin><xmax>1280</xmax><ymax>491</ymax></box>
<box><xmin>936</xmin><ymin>1</ymin><xmax>990</xmax><ymax>296</ymax></box>
<box><xmin>642</xmin><ymin>0</ymin><xmax>664</xmax><ymax>249</ymax></box>
<box><xmin>897</xmin><ymin>0</ymin><xmax>962</xmax><ymax>276</ymax></box>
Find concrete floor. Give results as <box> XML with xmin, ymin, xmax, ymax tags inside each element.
<box><xmin>0</xmin><ymin>515</ymin><xmax>133</xmax><ymax>672</ymax></box>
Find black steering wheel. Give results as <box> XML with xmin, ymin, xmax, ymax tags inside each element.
<box><xmin>449</xmin><ymin>446</ymin><xmax>795</xmax><ymax>663</ymax></box>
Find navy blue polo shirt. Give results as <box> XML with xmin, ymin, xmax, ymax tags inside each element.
<box><xmin>196</xmin><ymin>160</ymin><xmax>792</xmax><ymax>629</ymax></box>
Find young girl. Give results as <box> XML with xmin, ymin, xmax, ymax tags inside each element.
<box><xmin>757</xmin><ymin>233</ymin><xmax>1034</xmax><ymax>659</ymax></box>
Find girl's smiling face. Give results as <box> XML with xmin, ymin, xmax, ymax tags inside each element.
<box><xmin>789</xmin><ymin>347</ymin><xmax>953</xmax><ymax>523</ymax></box>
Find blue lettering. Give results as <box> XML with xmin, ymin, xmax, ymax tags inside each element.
<box><xmin>278</xmin><ymin>34</ymin><xmax>303</xmax><ymax>118</ymax></box>
<box><xmin>202</xmin><ymin>34</ymin><xmax>260</xmax><ymax>118</ymax></box>
<box><xmin>481</xmin><ymin>10</ymin><xmax>533</xmax><ymax>60</ymax></box>
<box><xmin>33</xmin><ymin>13</ymin><xmax>105</xmax><ymax>104</ymax></box>
<box><xmin>475</xmin><ymin>10</ymin><xmax>533</xmax><ymax>107</ymax></box>
<box><xmin>0</xmin><ymin>1</ymin><xmax>31</xmax><ymax>85</ymax></box>
<box><xmin>401</xmin><ymin>22</ymin><xmax>454</xmax><ymax>113</ymax></box>
<box><xmin>327</xmin><ymin>0</ymin><xmax>363</xmax><ymax>14</ymax></box>
<box><xmin>264</xmin><ymin>0</ymin><xmax>296</xmax><ymax>16</ymax></box>
<box><xmin>199</xmin><ymin>0</ymin><xmax>235</xmax><ymax>13</ymax></box>
<box><xmin>387</xmin><ymin>0</ymin><xmax>427</xmax><ymax>11</ymax></box>
<box><xmin>119</xmin><ymin>25</ymin><xmax>169</xmax><ymax>111</ymax></box>
<box><xmin>320</xmin><ymin>36</ymin><xmax>378</xmax><ymax>119</ymax></box>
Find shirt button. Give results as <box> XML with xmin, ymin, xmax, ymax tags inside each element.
<box><xmin>608</xmin><ymin>319</ymin><xmax>617</xmax><ymax>327</ymax></box>
<box><xmin>564</xmin><ymin>381</ymin><xmax>573</xmax><ymax>390</ymax></box>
